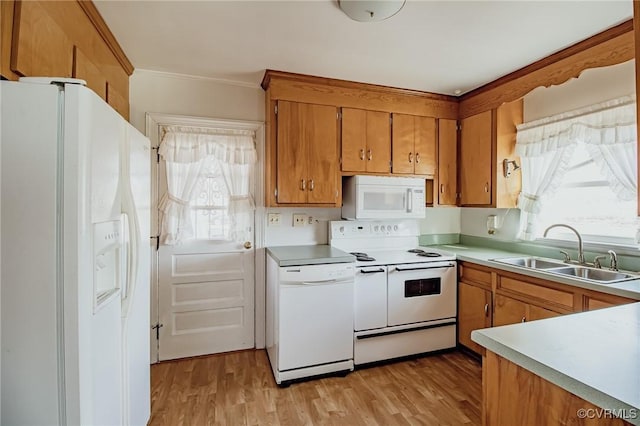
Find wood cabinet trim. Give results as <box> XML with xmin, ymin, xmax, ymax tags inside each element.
<box><xmin>496</xmin><ymin>272</ymin><xmax>574</xmax><ymax>312</ymax></box>
<box><xmin>459</xmin><ymin>20</ymin><xmax>633</xmax><ymax>118</ymax></box>
<box><xmin>459</xmin><ymin>262</ymin><xmax>493</xmax><ymax>290</ymax></box>
<box><xmin>264</xmin><ymin>74</ymin><xmax>459</xmax><ymax>120</ymax></box>
<box><xmin>76</xmin><ymin>0</ymin><xmax>134</xmax><ymax>75</ymax></box>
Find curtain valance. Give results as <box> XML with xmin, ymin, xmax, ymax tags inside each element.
<box><xmin>516</xmin><ymin>95</ymin><xmax>636</xmax><ymax>157</ymax></box>
<box><xmin>159</xmin><ymin>125</ymin><xmax>257</xmax><ymax>164</ymax></box>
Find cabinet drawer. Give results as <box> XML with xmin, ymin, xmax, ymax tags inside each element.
<box><xmin>497</xmin><ymin>274</ymin><xmax>573</xmax><ymax>310</ymax></box>
<box><xmin>459</xmin><ymin>262</ymin><xmax>492</xmax><ymax>288</ymax></box>
<box><xmin>582</xmin><ymin>291</ymin><xmax>636</xmax><ymax>311</ymax></box>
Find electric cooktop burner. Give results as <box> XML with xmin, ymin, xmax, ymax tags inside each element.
<box><xmin>350</xmin><ymin>252</ymin><xmax>375</xmax><ymax>262</ymax></box>
<box><xmin>408</xmin><ymin>249</ymin><xmax>442</xmax><ymax>258</ymax></box>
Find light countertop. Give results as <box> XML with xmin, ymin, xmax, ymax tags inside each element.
<box><xmin>266</xmin><ymin>245</ymin><xmax>355</xmax><ymax>267</ymax></box>
<box><xmin>472</xmin><ymin>303</ymin><xmax>640</xmax><ymax>425</ymax></box>
<box><xmin>426</xmin><ymin>243</ymin><xmax>640</xmax><ymax>300</ymax></box>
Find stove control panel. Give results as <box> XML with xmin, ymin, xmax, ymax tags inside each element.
<box><xmin>330</xmin><ymin>220</ymin><xmax>419</xmax><ymax>239</ymax></box>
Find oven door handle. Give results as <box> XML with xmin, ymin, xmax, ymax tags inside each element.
<box><xmin>394</xmin><ymin>263</ymin><xmax>455</xmax><ymax>272</ymax></box>
<box><xmin>359</xmin><ymin>268</ymin><xmax>385</xmax><ymax>274</ymax></box>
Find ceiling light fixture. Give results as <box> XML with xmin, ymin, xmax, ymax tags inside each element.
<box><xmin>338</xmin><ymin>0</ymin><xmax>406</xmax><ymax>22</ymax></box>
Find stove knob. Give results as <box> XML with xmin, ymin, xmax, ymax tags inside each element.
<box><xmin>386</xmin><ymin>225</ymin><xmax>392</xmax><ymax>232</ymax></box>
<box><xmin>393</xmin><ymin>225</ymin><xmax>399</xmax><ymax>232</ymax></box>
<box><xmin>374</xmin><ymin>225</ymin><xmax>379</xmax><ymax>232</ymax></box>
<box><xmin>339</xmin><ymin>226</ymin><xmax>345</xmax><ymax>233</ymax></box>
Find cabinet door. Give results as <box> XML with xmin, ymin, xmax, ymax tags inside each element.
<box><xmin>458</xmin><ymin>282</ymin><xmax>491</xmax><ymax>354</ymax></box>
<box><xmin>414</xmin><ymin>116</ymin><xmax>437</xmax><ymax>176</ymax></box>
<box><xmin>366</xmin><ymin>110</ymin><xmax>391</xmax><ymax>173</ymax></box>
<box><xmin>341</xmin><ymin>108</ymin><xmax>367</xmax><ymax>173</ymax></box>
<box><xmin>276</xmin><ymin>100</ymin><xmax>309</xmax><ymax>204</ymax></box>
<box><xmin>306</xmin><ymin>104</ymin><xmax>338</xmax><ymax>204</ymax></box>
<box><xmin>460</xmin><ymin>110</ymin><xmax>493</xmax><ymax>205</ymax></box>
<box><xmin>10</xmin><ymin>0</ymin><xmax>74</xmax><ymax>78</ymax></box>
<box><xmin>493</xmin><ymin>294</ymin><xmax>527</xmax><ymax>327</ymax></box>
<box><xmin>528</xmin><ymin>304</ymin><xmax>561</xmax><ymax>321</ymax></box>
<box><xmin>391</xmin><ymin>113</ymin><xmax>415</xmax><ymax>174</ymax></box>
<box><xmin>73</xmin><ymin>46</ymin><xmax>107</xmax><ymax>100</ymax></box>
<box><xmin>438</xmin><ymin>119</ymin><xmax>457</xmax><ymax>205</ymax></box>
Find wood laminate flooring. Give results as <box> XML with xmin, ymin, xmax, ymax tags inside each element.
<box><xmin>149</xmin><ymin>349</ymin><xmax>482</xmax><ymax>426</ymax></box>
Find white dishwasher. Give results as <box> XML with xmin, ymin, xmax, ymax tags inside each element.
<box><xmin>266</xmin><ymin>245</ymin><xmax>355</xmax><ymax>386</ymax></box>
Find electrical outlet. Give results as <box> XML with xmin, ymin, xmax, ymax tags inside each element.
<box><xmin>267</xmin><ymin>213</ymin><xmax>281</xmax><ymax>226</ymax></box>
<box><xmin>293</xmin><ymin>214</ymin><xmax>307</xmax><ymax>227</ymax></box>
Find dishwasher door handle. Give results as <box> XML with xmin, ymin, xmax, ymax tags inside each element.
<box><xmin>281</xmin><ymin>278</ymin><xmax>353</xmax><ymax>287</ymax></box>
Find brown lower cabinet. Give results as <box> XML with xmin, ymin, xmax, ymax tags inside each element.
<box><xmin>483</xmin><ymin>351</ymin><xmax>633</xmax><ymax>426</ymax></box>
<box><xmin>457</xmin><ymin>261</ymin><xmax>636</xmax><ymax>356</ymax></box>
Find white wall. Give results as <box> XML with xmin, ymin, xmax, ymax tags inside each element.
<box><xmin>129</xmin><ymin>69</ymin><xmax>265</xmax><ymax>133</ymax></box>
<box><xmin>421</xmin><ymin>207</ymin><xmax>461</xmax><ymax>235</ymax></box>
<box><xmin>461</xmin><ymin>60</ymin><xmax>635</xmax><ymax>240</ymax></box>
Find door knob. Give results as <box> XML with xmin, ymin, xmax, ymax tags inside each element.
<box><xmin>244</xmin><ymin>241</ymin><xmax>252</xmax><ymax>249</ymax></box>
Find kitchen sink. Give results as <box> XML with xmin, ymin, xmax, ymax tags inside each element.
<box><xmin>490</xmin><ymin>256</ymin><xmax>639</xmax><ymax>284</ymax></box>
<box><xmin>492</xmin><ymin>256</ymin><xmax>565</xmax><ymax>270</ymax></box>
<box><xmin>550</xmin><ymin>266</ymin><xmax>637</xmax><ymax>284</ymax></box>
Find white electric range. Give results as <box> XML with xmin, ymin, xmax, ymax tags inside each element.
<box><xmin>330</xmin><ymin>220</ymin><xmax>457</xmax><ymax>365</ymax></box>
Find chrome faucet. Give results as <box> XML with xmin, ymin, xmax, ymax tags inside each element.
<box><xmin>543</xmin><ymin>224</ymin><xmax>585</xmax><ymax>265</ymax></box>
<box><xmin>608</xmin><ymin>250</ymin><xmax>618</xmax><ymax>271</ymax></box>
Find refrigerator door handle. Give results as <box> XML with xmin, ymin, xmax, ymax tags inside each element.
<box><xmin>121</xmin><ymin>187</ymin><xmax>140</xmax><ymax>318</ymax></box>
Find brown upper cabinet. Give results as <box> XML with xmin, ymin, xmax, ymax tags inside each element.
<box><xmin>275</xmin><ymin>101</ymin><xmax>340</xmax><ymax>205</ymax></box>
<box><xmin>437</xmin><ymin>119</ymin><xmax>458</xmax><ymax>205</ymax></box>
<box><xmin>459</xmin><ymin>100</ymin><xmax>522</xmax><ymax>207</ymax></box>
<box><xmin>1</xmin><ymin>0</ymin><xmax>133</xmax><ymax>119</ymax></box>
<box><xmin>341</xmin><ymin>108</ymin><xmax>391</xmax><ymax>174</ymax></box>
<box><xmin>392</xmin><ymin>114</ymin><xmax>437</xmax><ymax>176</ymax></box>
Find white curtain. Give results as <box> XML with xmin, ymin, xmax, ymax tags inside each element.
<box><xmin>221</xmin><ymin>163</ymin><xmax>253</xmax><ymax>242</ymax></box>
<box><xmin>159</xmin><ymin>125</ymin><xmax>257</xmax><ymax>245</ymax></box>
<box><xmin>515</xmin><ymin>95</ymin><xmax>637</xmax><ymax>240</ymax></box>
<box><xmin>158</xmin><ymin>160</ymin><xmax>205</xmax><ymax>244</ymax></box>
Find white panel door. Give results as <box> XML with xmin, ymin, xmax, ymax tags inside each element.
<box><xmin>155</xmin><ymin>147</ymin><xmax>255</xmax><ymax>361</ymax></box>
<box><xmin>158</xmin><ymin>239</ymin><xmax>254</xmax><ymax>360</ymax></box>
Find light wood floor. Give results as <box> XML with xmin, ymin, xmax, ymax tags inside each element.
<box><xmin>149</xmin><ymin>349</ymin><xmax>482</xmax><ymax>426</ymax></box>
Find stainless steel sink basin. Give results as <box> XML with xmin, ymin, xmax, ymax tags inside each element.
<box><xmin>490</xmin><ymin>256</ymin><xmax>639</xmax><ymax>284</ymax></box>
<box><xmin>492</xmin><ymin>257</ymin><xmax>564</xmax><ymax>270</ymax></box>
<box><xmin>550</xmin><ymin>266</ymin><xmax>637</xmax><ymax>284</ymax></box>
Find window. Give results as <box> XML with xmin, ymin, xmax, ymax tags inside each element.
<box><xmin>190</xmin><ymin>161</ymin><xmax>231</xmax><ymax>240</ymax></box>
<box><xmin>536</xmin><ymin>144</ymin><xmax>637</xmax><ymax>244</ymax></box>
<box><xmin>515</xmin><ymin>95</ymin><xmax>637</xmax><ymax>245</ymax></box>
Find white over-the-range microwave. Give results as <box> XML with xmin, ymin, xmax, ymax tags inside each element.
<box><xmin>341</xmin><ymin>175</ymin><xmax>426</xmax><ymax>220</ymax></box>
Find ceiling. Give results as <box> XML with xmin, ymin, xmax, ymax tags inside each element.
<box><xmin>94</xmin><ymin>1</ymin><xmax>633</xmax><ymax>96</ymax></box>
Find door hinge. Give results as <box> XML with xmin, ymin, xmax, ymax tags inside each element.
<box><xmin>389</xmin><ymin>160</ymin><xmax>393</xmax><ymax>172</ymax></box>
<box><xmin>274</xmin><ymin>104</ymin><xmax>278</xmax><ymax>115</ymax></box>
<box><xmin>456</xmin><ymin>123</ymin><xmax>462</xmax><ymax>131</ymax></box>
<box><xmin>150</xmin><ymin>235</ymin><xmax>160</xmax><ymax>251</ymax></box>
<box><xmin>151</xmin><ymin>146</ymin><xmax>160</xmax><ymax>163</ymax></box>
<box><xmin>152</xmin><ymin>323</ymin><xmax>163</xmax><ymax>340</ymax></box>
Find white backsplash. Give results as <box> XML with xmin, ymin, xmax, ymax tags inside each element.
<box><xmin>460</xmin><ymin>208</ymin><xmax>521</xmax><ymax>240</ymax></box>
<box><xmin>421</xmin><ymin>207</ymin><xmax>461</xmax><ymax>234</ymax></box>
<box><xmin>264</xmin><ymin>208</ymin><xmax>342</xmax><ymax>246</ymax></box>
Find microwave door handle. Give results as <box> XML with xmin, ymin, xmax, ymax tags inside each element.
<box><xmin>407</xmin><ymin>188</ymin><xmax>413</xmax><ymax>213</ymax></box>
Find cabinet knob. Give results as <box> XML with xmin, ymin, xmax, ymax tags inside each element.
<box><xmin>484</xmin><ymin>182</ymin><xmax>489</xmax><ymax>193</ymax></box>
<box><xmin>243</xmin><ymin>241</ymin><xmax>252</xmax><ymax>249</ymax></box>
<box><xmin>408</xmin><ymin>152</ymin><xmax>413</xmax><ymax>163</ymax></box>
<box><xmin>309</xmin><ymin>179</ymin><xmax>314</xmax><ymax>191</ymax></box>
<box><xmin>300</xmin><ymin>179</ymin><xmax>306</xmax><ymax>191</ymax></box>
<box><xmin>521</xmin><ymin>317</ymin><xmax>526</xmax><ymax>323</ymax></box>
<box><xmin>367</xmin><ymin>149</ymin><xmax>372</xmax><ymax>161</ymax></box>
<box><xmin>484</xmin><ymin>303</ymin><xmax>489</xmax><ymax>317</ymax></box>
<box><xmin>440</xmin><ymin>184</ymin><xmax>445</xmax><ymax>194</ymax></box>
<box><xmin>415</xmin><ymin>152</ymin><xmax>420</xmax><ymax>164</ymax></box>
<box><xmin>359</xmin><ymin>149</ymin><xmax>365</xmax><ymax>160</ymax></box>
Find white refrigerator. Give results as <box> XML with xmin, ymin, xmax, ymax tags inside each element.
<box><xmin>1</xmin><ymin>79</ymin><xmax>151</xmax><ymax>425</ymax></box>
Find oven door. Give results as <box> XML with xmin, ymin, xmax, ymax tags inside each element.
<box><xmin>387</xmin><ymin>261</ymin><xmax>456</xmax><ymax>326</ymax></box>
<box><xmin>354</xmin><ymin>266</ymin><xmax>388</xmax><ymax>331</ymax></box>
